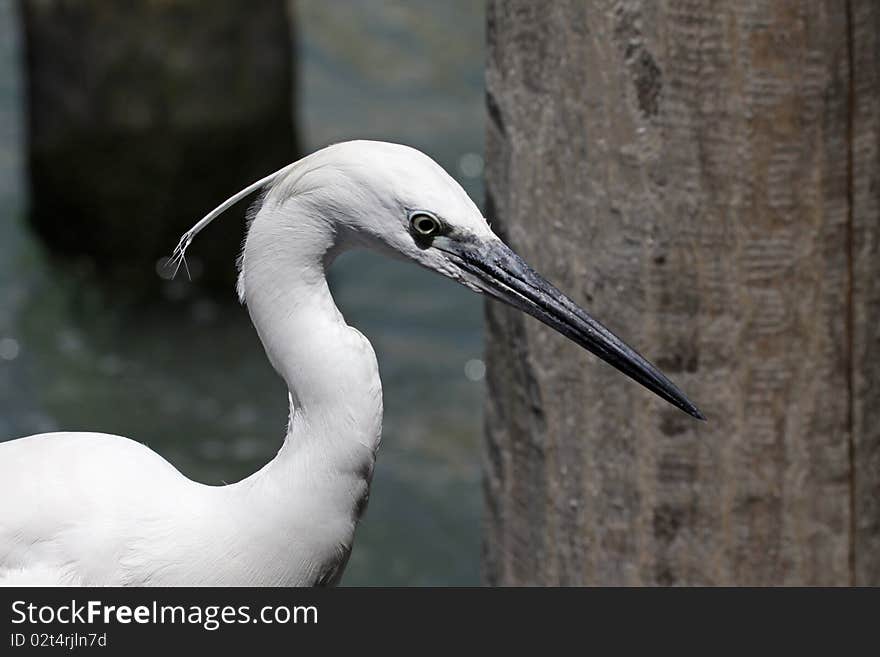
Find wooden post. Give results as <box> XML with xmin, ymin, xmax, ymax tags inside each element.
<box><xmin>483</xmin><ymin>0</ymin><xmax>879</xmax><ymax>585</ymax></box>
<box><xmin>21</xmin><ymin>0</ymin><xmax>298</xmax><ymax>292</ymax></box>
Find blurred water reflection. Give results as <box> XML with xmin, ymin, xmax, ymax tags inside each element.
<box><xmin>0</xmin><ymin>0</ymin><xmax>485</xmax><ymax>586</ymax></box>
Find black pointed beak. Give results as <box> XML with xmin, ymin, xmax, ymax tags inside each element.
<box><xmin>437</xmin><ymin>237</ymin><xmax>705</xmax><ymax>420</ymax></box>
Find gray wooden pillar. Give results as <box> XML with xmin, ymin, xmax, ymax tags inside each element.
<box><xmin>21</xmin><ymin>0</ymin><xmax>298</xmax><ymax>292</ymax></box>
<box><xmin>483</xmin><ymin>0</ymin><xmax>879</xmax><ymax>585</ymax></box>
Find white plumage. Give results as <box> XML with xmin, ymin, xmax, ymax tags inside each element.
<box><xmin>0</xmin><ymin>140</ymin><xmax>702</xmax><ymax>586</ymax></box>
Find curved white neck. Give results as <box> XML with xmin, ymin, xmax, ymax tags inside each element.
<box><xmin>241</xmin><ymin>195</ymin><xmax>383</xmax><ymax>454</ymax></box>
<box><xmin>227</xmin><ymin>194</ymin><xmax>382</xmax><ymax>584</ymax></box>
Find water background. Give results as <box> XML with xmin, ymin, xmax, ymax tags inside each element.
<box><xmin>0</xmin><ymin>0</ymin><xmax>486</xmax><ymax>586</ymax></box>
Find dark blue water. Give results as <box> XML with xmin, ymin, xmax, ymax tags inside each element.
<box><xmin>0</xmin><ymin>0</ymin><xmax>486</xmax><ymax>586</ymax></box>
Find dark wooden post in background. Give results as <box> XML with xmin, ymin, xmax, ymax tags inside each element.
<box><xmin>21</xmin><ymin>0</ymin><xmax>298</xmax><ymax>292</ymax></box>
<box><xmin>483</xmin><ymin>0</ymin><xmax>879</xmax><ymax>585</ymax></box>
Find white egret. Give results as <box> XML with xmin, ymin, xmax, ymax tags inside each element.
<box><xmin>0</xmin><ymin>141</ymin><xmax>703</xmax><ymax>586</ymax></box>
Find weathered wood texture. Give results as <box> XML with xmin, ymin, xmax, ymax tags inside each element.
<box><xmin>483</xmin><ymin>0</ymin><xmax>879</xmax><ymax>585</ymax></box>
<box><xmin>850</xmin><ymin>0</ymin><xmax>880</xmax><ymax>586</ymax></box>
<box><xmin>21</xmin><ymin>0</ymin><xmax>298</xmax><ymax>292</ymax></box>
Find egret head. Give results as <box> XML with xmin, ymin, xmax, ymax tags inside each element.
<box><xmin>172</xmin><ymin>140</ymin><xmax>704</xmax><ymax>420</ymax></box>
<box><xmin>300</xmin><ymin>141</ymin><xmax>703</xmax><ymax>419</ymax></box>
<box><xmin>268</xmin><ymin>141</ymin><xmax>495</xmax><ymax>287</ymax></box>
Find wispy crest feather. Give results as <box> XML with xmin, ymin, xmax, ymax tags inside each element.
<box><xmin>167</xmin><ymin>164</ymin><xmax>295</xmax><ymax>280</ymax></box>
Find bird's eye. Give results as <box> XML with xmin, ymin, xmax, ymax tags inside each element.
<box><xmin>409</xmin><ymin>211</ymin><xmax>442</xmax><ymax>238</ymax></box>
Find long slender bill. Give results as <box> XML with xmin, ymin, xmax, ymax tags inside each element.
<box><xmin>436</xmin><ymin>237</ymin><xmax>705</xmax><ymax>420</ymax></box>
